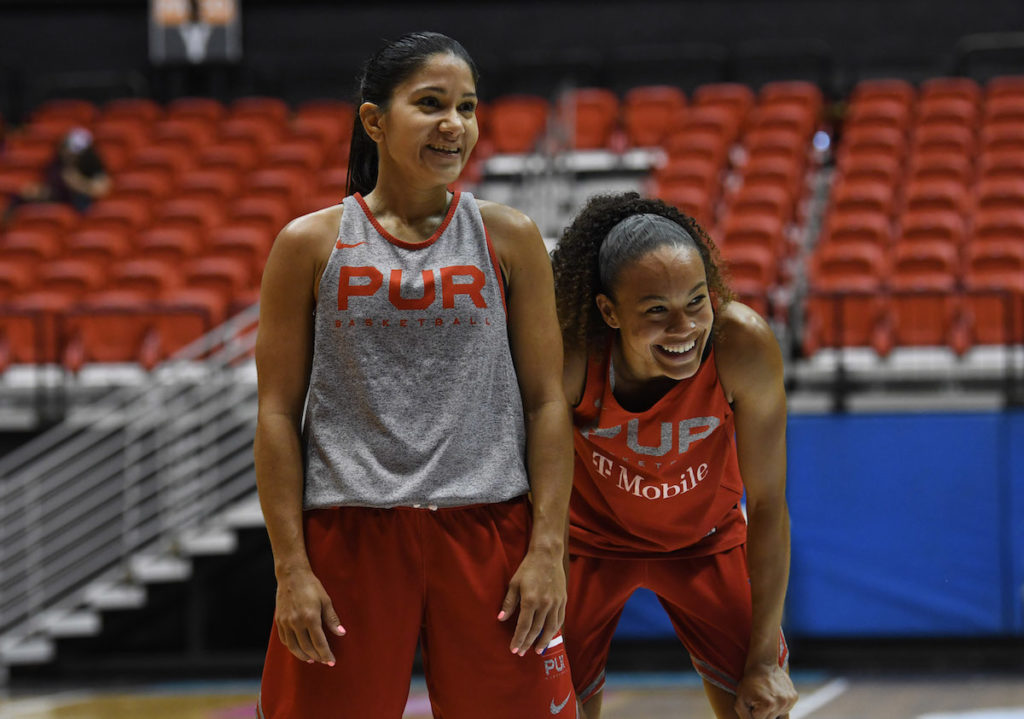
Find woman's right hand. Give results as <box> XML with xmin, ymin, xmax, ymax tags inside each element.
<box><xmin>274</xmin><ymin>566</ymin><xmax>346</xmax><ymax>666</ymax></box>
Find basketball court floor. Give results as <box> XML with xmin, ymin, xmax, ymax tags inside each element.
<box><xmin>2</xmin><ymin>672</ymin><xmax>1023</xmax><ymax>718</ymax></box>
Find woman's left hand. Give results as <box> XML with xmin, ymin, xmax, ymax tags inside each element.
<box><xmin>498</xmin><ymin>546</ymin><xmax>567</xmax><ymax>656</ymax></box>
<box><xmin>734</xmin><ymin>664</ymin><xmax>799</xmax><ymax>719</ymax></box>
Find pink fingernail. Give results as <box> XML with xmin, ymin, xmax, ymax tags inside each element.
<box><xmin>338</xmin><ymin>625</ymin><xmax>346</xmax><ymax>635</ymax></box>
<box><xmin>327</xmin><ymin>661</ymin><xmax>335</xmax><ymax>667</ymax></box>
<box><xmin>497</xmin><ymin>611</ymin><xmax>506</xmax><ymax>620</ymax></box>
<box><xmin>510</xmin><ymin>647</ymin><xmax>518</xmax><ymax>654</ymax></box>
<box><xmin>306</xmin><ymin>659</ymin><xmax>314</xmax><ymax>664</ymax></box>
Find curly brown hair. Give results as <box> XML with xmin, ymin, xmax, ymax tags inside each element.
<box><xmin>551</xmin><ymin>192</ymin><xmax>734</xmax><ymax>352</ymax></box>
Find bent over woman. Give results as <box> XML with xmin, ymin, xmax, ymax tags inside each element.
<box><xmin>552</xmin><ymin>193</ymin><xmax>797</xmax><ymax>719</ymax></box>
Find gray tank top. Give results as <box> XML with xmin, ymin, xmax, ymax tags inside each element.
<box><xmin>302</xmin><ymin>191</ymin><xmax>530</xmax><ymax>509</ymax></box>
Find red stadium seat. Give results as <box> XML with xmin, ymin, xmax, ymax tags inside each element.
<box><xmin>654</xmin><ymin>157</ymin><xmax>722</xmax><ymax>203</ymax></box>
<box><xmin>729</xmin><ymin>183</ymin><xmax>792</xmax><ymax>226</ymax></box>
<box><xmin>0</xmin><ymin>231</ymin><xmax>58</xmax><ymax>290</ymax></box>
<box><xmin>154</xmin><ymin>196</ymin><xmax>226</xmax><ymax>241</ymax></box>
<box><xmin>0</xmin><ymin>291</ymin><xmax>72</xmax><ymax>368</ymax></box>
<box><xmin>230</xmin><ymin>96</ymin><xmax>290</xmax><ymax>125</ymax></box>
<box><xmin>820</xmin><ymin>211</ymin><xmax>892</xmax><ymax>252</ymax></box>
<box><xmin>263</xmin><ymin>138</ymin><xmax>324</xmax><ymax>173</ymax></box>
<box><xmin>758</xmin><ymin>80</ymin><xmax>824</xmax><ymax>119</ymax></box>
<box><xmin>81</xmin><ymin>196</ymin><xmax>154</xmax><ymax>234</ymax></box>
<box><xmin>563</xmin><ymin>88</ymin><xmax>619</xmax><ymax>150</ymax></box>
<box><xmin>849</xmin><ymin>78</ymin><xmax>915</xmax><ymax>108</ymax></box>
<box><xmin>983</xmin><ymin>95</ymin><xmax>1024</xmax><ymax>125</ymax></box>
<box><xmin>488</xmin><ymin>95</ymin><xmax>549</xmax><ymax>154</ymax></box>
<box><xmin>838</xmin><ymin>153</ymin><xmax>902</xmax><ymax>187</ymax></box>
<box><xmin>910</xmin><ymin>123</ymin><xmax>975</xmax><ymax>156</ymax></box>
<box><xmin>804</xmin><ymin>243</ymin><xmax>890</xmax><ymax>354</ymax></box>
<box><xmin>35</xmin><ymin>259</ymin><xmax>107</xmax><ymax>301</ymax></box>
<box><xmin>985</xmin><ymin>75</ymin><xmax>1024</xmax><ymax>99</ymax></box>
<box><xmin>976</xmin><ymin>177</ymin><xmax>1024</xmax><ymax>212</ymax></box>
<box><xmin>980</xmin><ymin>122</ymin><xmax>1024</xmax><ymax>153</ymax></box>
<box><xmin>166</xmin><ymin>97</ymin><xmax>226</xmax><ymax>123</ymax></box>
<box><xmin>245</xmin><ymin>167</ymin><xmax>314</xmax><ymax>212</ymax></box>
<box><xmin>971</xmin><ymin>208</ymin><xmax>1024</xmax><ymax>250</ymax></box>
<box><xmin>963</xmin><ymin>243</ymin><xmax>1024</xmax><ymax>344</ymax></box>
<box><xmin>906</xmin><ymin>152</ymin><xmax>973</xmax><ymax>185</ymax></box>
<box><xmin>691</xmin><ymin>83</ymin><xmax>755</xmax><ymax>124</ymax></box>
<box><xmin>916</xmin><ymin>96</ymin><xmax>978</xmax><ymax>128</ymax></box>
<box><xmin>919</xmin><ymin>77</ymin><xmax>982</xmax><ymax>105</ymax></box>
<box><xmin>30</xmin><ymin>99</ymin><xmax>98</xmax><ymax>126</ymax></box>
<box><xmin>207</xmin><ymin>226</ymin><xmax>272</xmax><ymax>285</ymax></box>
<box><xmin>664</xmin><ymin>129</ymin><xmax>730</xmax><ymax>167</ymax></box>
<box><xmin>65</xmin><ymin>228</ymin><xmax>135</xmax><ymax>265</ymax></box>
<box><xmin>197</xmin><ymin>140</ymin><xmax>262</xmax><ymax>173</ymax></box>
<box><xmin>831</xmin><ymin>178</ymin><xmax>895</xmax><ymax>218</ymax></box>
<box><xmin>720</xmin><ymin>213</ymin><xmax>786</xmax><ymax>258</ymax></box>
<box><xmin>136</xmin><ymin>227</ymin><xmax>205</xmax><ymax>265</ymax></box>
<box><xmin>978</xmin><ymin>149</ymin><xmax>1024</xmax><ymax>180</ymax></box>
<box><xmin>6</xmin><ymin>202</ymin><xmax>81</xmax><ymax>235</ymax></box>
<box><xmin>183</xmin><ymin>256</ymin><xmax>253</xmax><ymax>305</ymax></box>
<box><xmin>845</xmin><ymin>99</ymin><xmax>912</xmax><ymax>133</ymax></box>
<box><xmin>177</xmin><ymin>167</ymin><xmax>243</xmax><ymax>203</ymax></box>
<box><xmin>101</xmin><ymin>98</ymin><xmax>163</xmax><ymax>124</ymax></box>
<box><xmin>721</xmin><ymin>244</ymin><xmax>775</xmax><ymax>317</ymax></box>
<box><xmin>219</xmin><ymin>116</ymin><xmax>285</xmax><ymax>154</ymax></box>
<box><xmin>654</xmin><ymin>185</ymin><xmax>714</xmax><ymax>229</ymax></box>
<box><xmin>622</xmin><ymin>85</ymin><xmax>686</xmax><ymax>147</ymax></box>
<box><xmin>897</xmin><ymin>210</ymin><xmax>965</xmax><ymax>252</ymax></box>
<box><xmin>840</xmin><ymin>125</ymin><xmax>906</xmax><ymax>158</ymax></box>
<box><xmin>109</xmin><ymin>258</ymin><xmax>182</xmax><ymax>299</ymax></box>
<box><xmin>888</xmin><ymin>243</ymin><xmax>962</xmax><ymax>349</ymax></box>
<box><xmin>902</xmin><ymin>179</ymin><xmax>970</xmax><ymax>217</ymax></box>
<box><xmin>228</xmin><ymin>194</ymin><xmax>293</xmax><ymax>236</ymax></box>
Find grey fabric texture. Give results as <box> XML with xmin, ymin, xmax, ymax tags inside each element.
<box><xmin>302</xmin><ymin>192</ymin><xmax>529</xmax><ymax>509</ymax></box>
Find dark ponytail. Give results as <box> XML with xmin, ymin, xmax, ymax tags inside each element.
<box><xmin>346</xmin><ymin>31</ymin><xmax>479</xmax><ymax>197</ymax></box>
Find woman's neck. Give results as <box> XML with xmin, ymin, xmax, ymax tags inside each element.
<box><xmin>609</xmin><ymin>339</ymin><xmax>678</xmax><ymax>413</ymax></box>
<box><xmin>363</xmin><ymin>173</ymin><xmax>452</xmax><ymax>224</ymax></box>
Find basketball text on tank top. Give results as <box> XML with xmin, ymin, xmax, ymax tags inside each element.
<box><xmin>569</xmin><ymin>343</ymin><xmax>747</xmax><ymax>558</ymax></box>
<box><xmin>302</xmin><ymin>191</ymin><xmax>530</xmax><ymax>509</ymax></box>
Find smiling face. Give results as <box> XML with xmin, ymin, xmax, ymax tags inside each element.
<box><xmin>596</xmin><ymin>244</ymin><xmax>715</xmax><ymax>383</ymax></box>
<box><xmin>365</xmin><ymin>52</ymin><xmax>479</xmax><ymax>190</ymax></box>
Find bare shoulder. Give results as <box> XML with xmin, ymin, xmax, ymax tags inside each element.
<box><xmin>271</xmin><ymin>204</ymin><xmax>343</xmax><ymax>262</ymax></box>
<box><xmin>713</xmin><ymin>301</ymin><xmax>784</xmax><ymax>401</ymax></box>
<box><xmin>476</xmin><ymin>199</ymin><xmax>547</xmax><ymax>278</ymax></box>
<box><xmin>476</xmin><ymin>199</ymin><xmax>540</xmax><ymax>241</ymax></box>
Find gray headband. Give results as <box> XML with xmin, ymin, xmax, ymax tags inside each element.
<box><xmin>598</xmin><ymin>213</ymin><xmax>698</xmax><ymax>291</ymax></box>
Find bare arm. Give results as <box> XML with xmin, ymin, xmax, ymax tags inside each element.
<box><xmin>482</xmin><ymin>202</ymin><xmax>574</xmax><ymax>656</ymax></box>
<box><xmin>254</xmin><ymin>207</ymin><xmax>344</xmax><ymax>667</ymax></box>
<box><xmin>716</xmin><ymin>303</ymin><xmax>798</xmax><ymax>719</ymax></box>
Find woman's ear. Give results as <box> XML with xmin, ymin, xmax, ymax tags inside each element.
<box><xmin>359</xmin><ymin>102</ymin><xmax>384</xmax><ymax>142</ymax></box>
<box><xmin>595</xmin><ymin>293</ymin><xmax>620</xmax><ymax>329</ymax></box>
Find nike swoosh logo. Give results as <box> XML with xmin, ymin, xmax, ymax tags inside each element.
<box><xmin>336</xmin><ymin>241</ymin><xmax>366</xmax><ymax>249</ymax></box>
<box><xmin>550</xmin><ymin>692</ymin><xmax>572</xmax><ymax>714</ymax></box>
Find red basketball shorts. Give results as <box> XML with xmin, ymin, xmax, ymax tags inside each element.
<box><xmin>564</xmin><ymin>544</ymin><xmax>788</xmax><ymax>702</ymax></box>
<box><xmin>257</xmin><ymin>497</ymin><xmax>577</xmax><ymax>718</ymax></box>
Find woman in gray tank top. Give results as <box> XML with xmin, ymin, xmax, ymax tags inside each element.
<box><xmin>254</xmin><ymin>32</ymin><xmax>578</xmax><ymax>718</ymax></box>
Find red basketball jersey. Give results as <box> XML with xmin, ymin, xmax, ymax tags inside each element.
<box><xmin>570</xmin><ymin>345</ymin><xmax>747</xmax><ymax>558</ymax></box>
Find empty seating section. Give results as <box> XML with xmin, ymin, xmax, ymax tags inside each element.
<box><xmin>806</xmin><ymin>75</ymin><xmax>1024</xmax><ymax>356</ymax></box>
<box><xmin>3</xmin><ymin>76</ymin><xmax>1023</xmax><ymax>371</ymax></box>
<box><xmin>0</xmin><ymin>95</ymin><xmax>356</xmax><ymax>369</ymax></box>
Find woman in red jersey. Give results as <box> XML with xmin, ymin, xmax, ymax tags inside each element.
<box><xmin>551</xmin><ymin>192</ymin><xmax>798</xmax><ymax>719</ymax></box>
<box><xmin>254</xmin><ymin>32</ymin><xmax>575</xmax><ymax>718</ymax></box>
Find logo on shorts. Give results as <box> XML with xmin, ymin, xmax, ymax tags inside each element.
<box><xmin>550</xmin><ymin>692</ymin><xmax>572</xmax><ymax>714</ymax></box>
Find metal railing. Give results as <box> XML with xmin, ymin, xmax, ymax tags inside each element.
<box><xmin>0</xmin><ymin>303</ymin><xmax>261</xmax><ymax>652</ymax></box>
